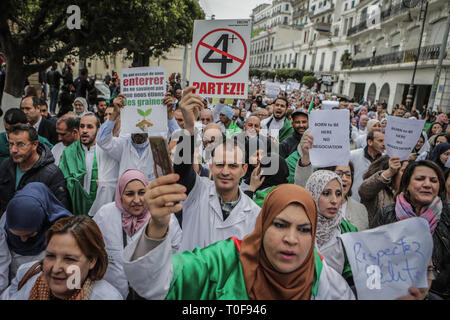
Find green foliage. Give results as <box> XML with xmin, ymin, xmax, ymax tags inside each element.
<box><xmin>137</xmin><ymin>109</ymin><xmax>145</xmax><ymax>117</ymax></box>
<box><xmin>145</xmin><ymin>108</ymin><xmax>152</xmax><ymax>116</ymax></box>
<box><xmin>251</xmin><ymin>28</ymin><xmax>265</xmax><ymax>38</ymax></box>
<box><xmin>302</xmin><ymin>75</ymin><xmax>318</xmax><ymax>89</ymax></box>
<box><xmin>250</xmin><ymin>68</ymin><xmax>314</xmax><ymax>83</ymax></box>
<box><xmin>0</xmin><ymin>0</ymin><xmax>204</xmax><ymax>79</ymax></box>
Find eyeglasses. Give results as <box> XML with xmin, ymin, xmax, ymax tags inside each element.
<box><xmin>335</xmin><ymin>170</ymin><xmax>352</xmax><ymax>178</ymax></box>
<box><xmin>9</xmin><ymin>142</ymin><xmax>31</xmax><ymax>149</ymax></box>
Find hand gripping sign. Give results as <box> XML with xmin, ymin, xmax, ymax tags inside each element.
<box><xmin>190</xmin><ymin>19</ymin><xmax>251</xmax><ymax>99</ymax></box>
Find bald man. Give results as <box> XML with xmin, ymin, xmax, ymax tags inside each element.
<box><xmin>244</xmin><ymin>115</ymin><xmax>261</xmax><ymax>138</ymax></box>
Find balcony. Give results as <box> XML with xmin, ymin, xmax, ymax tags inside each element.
<box><xmin>351</xmin><ymin>44</ymin><xmax>441</xmax><ymax>68</ymax></box>
<box><xmin>347</xmin><ymin>2</ymin><xmax>422</xmax><ymax>37</ymax></box>
<box><xmin>310</xmin><ymin>3</ymin><xmax>335</xmax><ymax>18</ymax></box>
<box><xmin>314</xmin><ymin>22</ymin><xmax>331</xmax><ymax>33</ymax></box>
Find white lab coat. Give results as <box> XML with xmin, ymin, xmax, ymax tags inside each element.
<box><xmin>93</xmin><ymin>202</ymin><xmax>182</xmax><ymax>299</ymax></box>
<box><xmin>88</xmin><ymin>145</ymin><xmax>119</xmax><ymax>217</ymax></box>
<box><xmin>1</xmin><ymin>261</ymin><xmax>123</xmax><ymax>300</ymax></box>
<box><xmin>178</xmin><ymin>174</ymin><xmax>261</xmax><ymax>252</ymax></box>
<box><xmin>0</xmin><ymin>216</ymin><xmax>45</xmax><ymax>294</ymax></box>
<box><xmin>349</xmin><ymin>148</ymin><xmax>372</xmax><ymax>202</ymax></box>
<box><xmin>122</xmin><ymin>234</ymin><xmax>355</xmax><ymax>300</ymax></box>
<box><xmin>97</xmin><ymin>133</ymin><xmax>156</xmax><ymax>182</ymax></box>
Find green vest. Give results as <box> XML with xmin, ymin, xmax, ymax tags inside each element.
<box><xmin>285</xmin><ymin>150</ymin><xmax>300</xmax><ymax>184</ymax></box>
<box><xmin>253</xmin><ymin>186</ymin><xmax>276</xmax><ymax>207</ymax></box>
<box><xmin>225</xmin><ymin>121</ymin><xmax>243</xmax><ymax>138</ymax></box>
<box><xmin>59</xmin><ymin>140</ymin><xmax>98</xmax><ymax>216</ymax></box>
<box><xmin>165</xmin><ymin>238</ymin><xmax>323</xmax><ymax>300</ymax></box>
<box><xmin>339</xmin><ymin>219</ymin><xmax>358</xmax><ymax>280</ymax></box>
<box><xmin>278</xmin><ymin>117</ymin><xmax>294</xmax><ymax>143</ymax></box>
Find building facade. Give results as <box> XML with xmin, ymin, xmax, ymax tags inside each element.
<box><xmin>249</xmin><ymin>0</ymin><xmax>450</xmax><ymax>111</ymax></box>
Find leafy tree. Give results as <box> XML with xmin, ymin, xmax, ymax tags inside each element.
<box><xmin>302</xmin><ymin>75</ymin><xmax>318</xmax><ymax>89</ymax></box>
<box><xmin>0</xmin><ymin>0</ymin><xmax>203</xmax><ymax>107</ymax></box>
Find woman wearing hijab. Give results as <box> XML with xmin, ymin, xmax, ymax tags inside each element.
<box><xmin>427</xmin><ymin>142</ymin><xmax>450</xmax><ymax>171</ymax></box>
<box><xmin>73</xmin><ymin>97</ymin><xmax>88</xmax><ymax>118</ymax></box>
<box><xmin>412</xmin><ymin>131</ymin><xmax>431</xmax><ymax>161</ymax></box>
<box><xmin>122</xmin><ymin>177</ymin><xmax>355</xmax><ymax>300</ymax></box>
<box><xmin>0</xmin><ymin>183</ymin><xmax>72</xmax><ymax>293</ymax></box>
<box><xmin>1</xmin><ymin>216</ymin><xmax>122</xmax><ymax>300</ymax></box>
<box><xmin>305</xmin><ymin>170</ymin><xmax>357</xmax><ymax>282</ymax></box>
<box><xmin>93</xmin><ymin>169</ymin><xmax>181</xmax><ymax>299</ymax></box>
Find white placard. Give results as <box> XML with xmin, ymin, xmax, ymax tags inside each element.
<box><xmin>385</xmin><ymin>116</ymin><xmax>425</xmax><ymax>161</ymax></box>
<box><xmin>309</xmin><ymin>109</ymin><xmax>350</xmax><ymax>167</ymax></box>
<box><xmin>446</xmin><ymin>156</ymin><xmax>450</xmax><ymax>168</ymax></box>
<box><xmin>289</xmin><ymin>82</ymin><xmax>300</xmax><ymax>91</ymax></box>
<box><xmin>279</xmin><ymin>84</ymin><xmax>286</xmax><ymax>92</ymax></box>
<box><xmin>340</xmin><ymin>218</ymin><xmax>433</xmax><ymax>300</ymax></box>
<box><xmin>321</xmin><ymin>100</ymin><xmax>339</xmax><ymax>110</ymax></box>
<box><xmin>120</xmin><ymin>66</ymin><xmax>167</xmax><ymax>135</ymax></box>
<box><xmin>190</xmin><ymin>19</ymin><xmax>251</xmax><ymax>99</ymax></box>
<box><xmin>265</xmin><ymin>82</ymin><xmax>281</xmax><ymax>98</ymax></box>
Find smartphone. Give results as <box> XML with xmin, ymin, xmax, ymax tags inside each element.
<box><xmin>149</xmin><ymin>136</ymin><xmax>174</xmax><ymax>177</ymax></box>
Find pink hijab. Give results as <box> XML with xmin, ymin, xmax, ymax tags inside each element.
<box><xmin>115</xmin><ymin>169</ymin><xmax>151</xmax><ymax>237</ymax></box>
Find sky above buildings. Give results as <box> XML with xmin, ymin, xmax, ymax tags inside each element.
<box><xmin>198</xmin><ymin>0</ymin><xmax>272</xmax><ymax>20</ymax></box>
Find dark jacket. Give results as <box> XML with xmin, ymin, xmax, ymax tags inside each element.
<box><xmin>372</xmin><ymin>201</ymin><xmax>450</xmax><ymax>299</ymax></box>
<box><xmin>279</xmin><ymin>130</ymin><xmax>302</xmax><ymax>158</ymax></box>
<box><xmin>0</xmin><ymin>143</ymin><xmax>71</xmax><ymax>215</ymax></box>
<box><xmin>58</xmin><ymin>85</ymin><xmax>75</xmax><ymax>117</ymax></box>
<box><xmin>46</xmin><ymin>68</ymin><xmax>62</xmax><ymax>89</ymax></box>
<box><xmin>37</xmin><ymin>116</ymin><xmax>58</xmax><ymax>145</ymax></box>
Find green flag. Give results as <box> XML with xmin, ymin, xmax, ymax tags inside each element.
<box><xmin>308</xmin><ymin>98</ymin><xmax>315</xmax><ymax>114</ymax></box>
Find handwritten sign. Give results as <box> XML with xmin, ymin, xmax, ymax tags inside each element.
<box><xmin>265</xmin><ymin>82</ymin><xmax>281</xmax><ymax>98</ymax></box>
<box><xmin>120</xmin><ymin>66</ymin><xmax>167</xmax><ymax>135</ymax></box>
<box><xmin>340</xmin><ymin>218</ymin><xmax>433</xmax><ymax>300</ymax></box>
<box><xmin>321</xmin><ymin>100</ymin><xmax>339</xmax><ymax>110</ymax></box>
<box><xmin>385</xmin><ymin>116</ymin><xmax>425</xmax><ymax>161</ymax></box>
<box><xmin>309</xmin><ymin>109</ymin><xmax>350</xmax><ymax>167</ymax></box>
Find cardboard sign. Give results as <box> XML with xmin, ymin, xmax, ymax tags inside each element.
<box><xmin>309</xmin><ymin>109</ymin><xmax>350</xmax><ymax>167</ymax></box>
<box><xmin>120</xmin><ymin>66</ymin><xmax>167</xmax><ymax>135</ymax></box>
<box><xmin>321</xmin><ymin>100</ymin><xmax>339</xmax><ymax>110</ymax></box>
<box><xmin>265</xmin><ymin>82</ymin><xmax>281</xmax><ymax>98</ymax></box>
<box><xmin>190</xmin><ymin>19</ymin><xmax>251</xmax><ymax>98</ymax></box>
<box><xmin>385</xmin><ymin>116</ymin><xmax>425</xmax><ymax>161</ymax></box>
<box><xmin>340</xmin><ymin>218</ymin><xmax>433</xmax><ymax>300</ymax></box>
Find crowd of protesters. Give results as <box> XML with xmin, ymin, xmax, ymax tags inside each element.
<box><xmin>0</xmin><ymin>67</ymin><xmax>448</xmax><ymax>301</ymax></box>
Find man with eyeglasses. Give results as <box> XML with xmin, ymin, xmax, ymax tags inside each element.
<box><xmin>0</xmin><ymin>108</ymin><xmax>53</xmax><ymax>163</ymax></box>
<box><xmin>0</xmin><ymin>124</ymin><xmax>70</xmax><ymax>215</ymax></box>
<box><xmin>260</xmin><ymin>97</ymin><xmax>293</xmax><ymax>143</ymax></box>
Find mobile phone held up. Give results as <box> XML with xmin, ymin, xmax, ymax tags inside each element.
<box><xmin>149</xmin><ymin>136</ymin><xmax>174</xmax><ymax>178</ymax></box>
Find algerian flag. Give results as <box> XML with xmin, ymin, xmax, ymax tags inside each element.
<box><xmin>308</xmin><ymin>97</ymin><xmax>315</xmax><ymax>114</ymax></box>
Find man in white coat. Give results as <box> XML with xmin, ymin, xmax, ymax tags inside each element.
<box><xmin>96</xmin><ymin>96</ymin><xmax>156</xmax><ymax>183</ymax></box>
<box><xmin>166</xmin><ymin>86</ymin><xmax>261</xmax><ymax>252</ymax></box>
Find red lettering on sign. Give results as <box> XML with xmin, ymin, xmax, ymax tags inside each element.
<box><xmin>229</xmin><ymin>83</ymin><xmax>236</xmax><ymax>95</ymax></box>
<box><xmin>223</xmin><ymin>83</ymin><xmax>230</xmax><ymax>95</ymax></box>
<box><xmin>192</xmin><ymin>82</ymin><xmax>200</xmax><ymax>94</ymax></box>
<box><xmin>216</xmin><ymin>82</ymin><xmax>223</xmax><ymax>95</ymax></box>
<box><xmin>208</xmin><ymin>82</ymin><xmax>215</xmax><ymax>95</ymax></box>
<box><xmin>199</xmin><ymin>82</ymin><xmax>207</xmax><ymax>94</ymax></box>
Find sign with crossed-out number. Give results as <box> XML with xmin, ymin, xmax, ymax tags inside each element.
<box><xmin>190</xmin><ymin>19</ymin><xmax>251</xmax><ymax>99</ymax></box>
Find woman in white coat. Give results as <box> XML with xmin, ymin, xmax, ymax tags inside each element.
<box><xmin>0</xmin><ymin>183</ymin><xmax>72</xmax><ymax>294</ymax></box>
<box><xmin>1</xmin><ymin>216</ymin><xmax>122</xmax><ymax>300</ymax></box>
<box><xmin>93</xmin><ymin>169</ymin><xmax>181</xmax><ymax>299</ymax></box>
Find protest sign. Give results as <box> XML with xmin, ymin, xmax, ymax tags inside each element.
<box><xmin>265</xmin><ymin>82</ymin><xmax>281</xmax><ymax>98</ymax></box>
<box><xmin>120</xmin><ymin>66</ymin><xmax>167</xmax><ymax>135</ymax></box>
<box><xmin>385</xmin><ymin>116</ymin><xmax>425</xmax><ymax>161</ymax></box>
<box><xmin>190</xmin><ymin>19</ymin><xmax>251</xmax><ymax>99</ymax></box>
<box><xmin>321</xmin><ymin>100</ymin><xmax>339</xmax><ymax>110</ymax></box>
<box><xmin>279</xmin><ymin>84</ymin><xmax>286</xmax><ymax>92</ymax></box>
<box><xmin>340</xmin><ymin>218</ymin><xmax>433</xmax><ymax>300</ymax></box>
<box><xmin>309</xmin><ymin>109</ymin><xmax>350</xmax><ymax>167</ymax></box>
<box><xmin>289</xmin><ymin>82</ymin><xmax>300</xmax><ymax>92</ymax></box>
